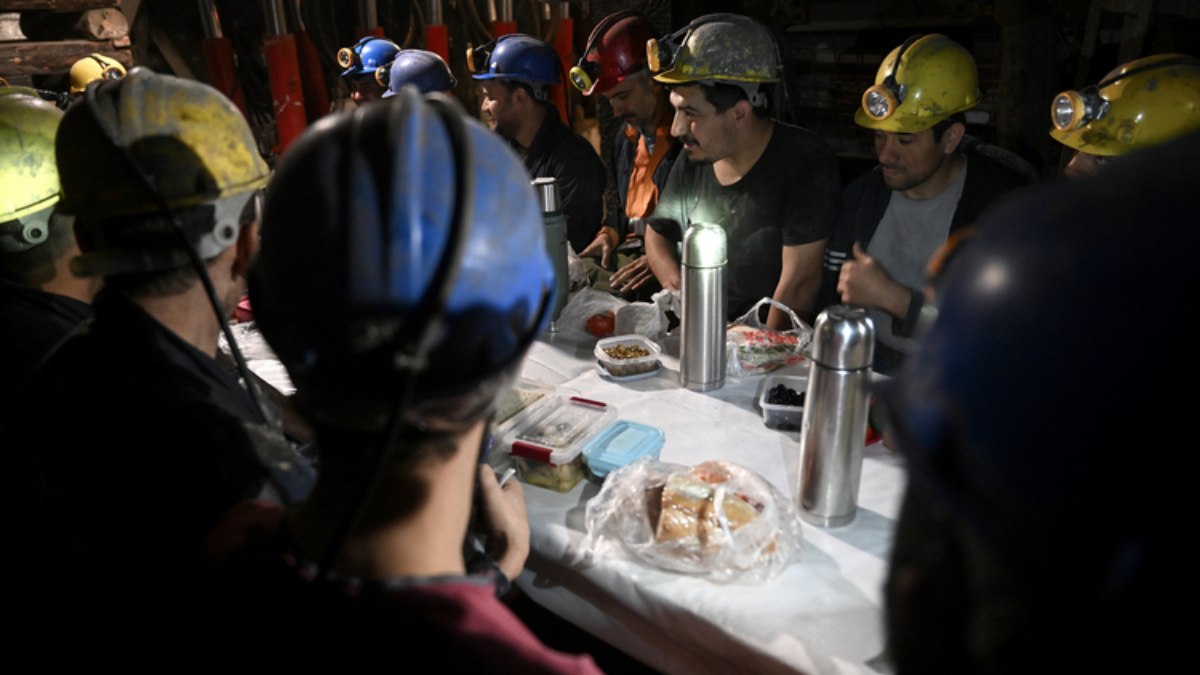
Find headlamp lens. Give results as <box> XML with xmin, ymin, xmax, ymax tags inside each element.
<box><xmin>864</xmin><ymin>88</ymin><xmax>894</xmax><ymax>120</ymax></box>
<box><xmin>568</xmin><ymin>66</ymin><xmax>592</xmax><ymax>93</ymax></box>
<box><xmin>1052</xmin><ymin>92</ymin><xmax>1082</xmax><ymax>130</ymax></box>
<box><xmin>101</xmin><ymin>65</ymin><xmax>123</xmax><ymax>81</ymax></box>
<box><xmin>375</xmin><ymin>65</ymin><xmax>389</xmax><ymax>88</ymax></box>
<box><xmin>337</xmin><ymin>47</ymin><xmax>356</xmax><ymax>70</ymax></box>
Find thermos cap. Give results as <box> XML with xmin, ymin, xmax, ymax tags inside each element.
<box><xmin>682</xmin><ymin>222</ymin><xmax>727</xmax><ymax>268</ymax></box>
<box><xmin>532</xmin><ymin>177</ymin><xmax>560</xmax><ymax>213</ymax></box>
<box><xmin>812</xmin><ymin>305</ymin><xmax>875</xmax><ymax>370</ymax></box>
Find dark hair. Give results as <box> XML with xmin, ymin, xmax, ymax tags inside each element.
<box><xmin>697</xmin><ymin>82</ymin><xmax>771</xmax><ymax>119</ymax></box>
<box><xmin>931</xmin><ymin>112</ymin><xmax>967</xmax><ymax>142</ymax></box>
<box><xmin>0</xmin><ymin>211</ymin><xmax>75</xmax><ymax>287</ymax></box>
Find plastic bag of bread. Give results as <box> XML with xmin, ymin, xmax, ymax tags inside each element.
<box><xmin>582</xmin><ymin>458</ymin><xmax>803</xmax><ymax>583</ymax></box>
<box><xmin>726</xmin><ymin>298</ymin><xmax>812</xmax><ymax>376</ymax></box>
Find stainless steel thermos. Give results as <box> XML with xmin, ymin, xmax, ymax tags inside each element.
<box><xmin>679</xmin><ymin>222</ymin><xmax>726</xmax><ymax>391</ymax></box>
<box><xmin>797</xmin><ymin>305</ymin><xmax>875</xmax><ymax>527</ymax></box>
<box><xmin>532</xmin><ymin>177</ymin><xmax>569</xmax><ymax>326</ymax></box>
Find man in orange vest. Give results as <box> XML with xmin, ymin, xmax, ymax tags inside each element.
<box><xmin>570</xmin><ymin>12</ymin><xmax>681</xmax><ymax>299</ymax></box>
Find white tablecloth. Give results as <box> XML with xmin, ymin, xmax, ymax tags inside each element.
<box><xmin>513</xmin><ymin>333</ymin><xmax>906</xmax><ymax>675</ymax></box>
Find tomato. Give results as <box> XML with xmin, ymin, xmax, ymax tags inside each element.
<box><xmin>586</xmin><ymin>311</ymin><xmax>616</xmax><ymax>337</ymax></box>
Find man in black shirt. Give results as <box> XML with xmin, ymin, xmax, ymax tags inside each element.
<box><xmin>1</xmin><ymin>70</ymin><xmax>311</xmax><ymax>627</ymax></box>
<box><xmin>643</xmin><ymin>14</ymin><xmax>839</xmax><ymax>327</ymax></box>
<box><xmin>469</xmin><ymin>33</ymin><xmax>605</xmax><ymax>254</ymax></box>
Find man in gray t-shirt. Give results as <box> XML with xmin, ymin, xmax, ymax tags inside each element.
<box><xmin>817</xmin><ymin>34</ymin><xmax>1033</xmax><ymax>372</ymax></box>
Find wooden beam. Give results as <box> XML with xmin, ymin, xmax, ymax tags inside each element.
<box><xmin>0</xmin><ymin>1</ymin><xmax>119</xmax><ymax>10</ymax></box>
<box><xmin>0</xmin><ymin>38</ymin><xmax>130</xmax><ymax>75</ymax></box>
<box><xmin>19</xmin><ymin>7</ymin><xmax>128</xmax><ymax>40</ymax></box>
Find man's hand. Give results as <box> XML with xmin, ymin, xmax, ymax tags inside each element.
<box><xmin>644</xmin><ymin>225</ymin><xmax>681</xmax><ymax>291</ymax></box>
<box><xmin>837</xmin><ymin>242</ymin><xmax>911</xmax><ymax>319</ymax></box>
<box><xmin>578</xmin><ymin>230</ymin><xmax>614</xmax><ymax>269</ymax></box>
<box><xmin>476</xmin><ymin>464</ymin><xmax>530</xmax><ymax>583</ymax></box>
<box><xmin>609</xmin><ymin>256</ymin><xmax>656</xmax><ymax>293</ymax></box>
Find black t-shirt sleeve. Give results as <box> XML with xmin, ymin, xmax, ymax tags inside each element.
<box><xmin>779</xmin><ymin>129</ymin><xmax>841</xmax><ymax>247</ymax></box>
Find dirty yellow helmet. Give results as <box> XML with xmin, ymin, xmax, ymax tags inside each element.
<box><xmin>856</xmin><ymin>34</ymin><xmax>980</xmax><ymax>133</ymax></box>
<box><xmin>57</xmin><ymin>67</ymin><xmax>269</xmax><ymax>276</ymax></box>
<box><xmin>1050</xmin><ymin>54</ymin><xmax>1200</xmax><ymax>156</ymax></box>
<box><xmin>57</xmin><ymin>67</ymin><xmax>268</xmax><ymax>220</ymax></box>
<box><xmin>68</xmin><ymin>53</ymin><xmax>126</xmax><ymax>95</ymax></box>
<box><xmin>649</xmin><ymin>13</ymin><xmax>779</xmax><ymax>105</ymax></box>
<box><xmin>0</xmin><ymin>87</ymin><xmax>63</xmax><ymax>252</ymax></box>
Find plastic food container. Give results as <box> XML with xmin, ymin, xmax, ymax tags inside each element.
<box><xmin>595</xmin><ymin>335</ymin><xmax>661</xmax><ymax>378</ymax></box>
<box><xmin>583</xmin><ymin>420</ymin><xmax>664</xmax><ymax>479</ymax></box>
<box><xmin>506</xmin><ymin>396</ymin><xmax>617</xmax><ymax>492</ymax></box>
<box><xmin>756</xmin><ymin>374</ymin><xmax>809</xmax><ymax>431</ymax></box>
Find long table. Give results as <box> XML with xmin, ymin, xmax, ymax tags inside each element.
<box><xmin>511</xmin><ymin>333</ymin><xmax>906</xmax><ymax>675</ymax></box>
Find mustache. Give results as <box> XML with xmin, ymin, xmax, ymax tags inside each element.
<box><xmin>680</xmin><ymin>135</ymin><xmax>699</xmax><ymax>146</ymax></box>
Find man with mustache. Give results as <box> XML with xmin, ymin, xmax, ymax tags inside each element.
<box><xmin>570</xmin><ymin>12</ymin><xmax>681</xmax><ymax>298</ymax></box>
<box><xmin>817</xmin><ymin>34</ymin><xmax>1033</xmax><ymax>373</ymax></box>
<box><xmin>641</xmin><ymin>14</ymin><xmax>840</xmax><ymax>328</ymax></box>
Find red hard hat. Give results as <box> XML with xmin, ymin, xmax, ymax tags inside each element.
<box><xmin>572</xmin><ymin>12</ymin><xmax>655</xmax><ymax>96</ymax></box>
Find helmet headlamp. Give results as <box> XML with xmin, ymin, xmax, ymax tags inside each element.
<box><xmin>568</xmin><ymin>61</ymin><xmax>597</xmax><ymax>93</ymax></box>
<box><xmin>647</xmin><ymin>25</ymin><xmax>687</xmax><ymax>76</ymax></box>
<box><xmin>1051</xmin><ymin>87</ymin><xmax>1104</xmax><ymax>131</ymax></box>
<box><xmin>336</xmin><ymin>47</ymin><xmax>357</xmax><ymax>70</ymax></box>
<box><xmin>862</xmin><ymin>86</ymin><xmax>899</xmax><ymax>121</ymax></box>
<box><xmin>466</xmin><ymin>40</ymin><xmax>495</xmax><ymax>75</ymax></box>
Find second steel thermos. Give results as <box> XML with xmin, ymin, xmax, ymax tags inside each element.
<box><xmin>797</xmin><ymin>305</ymin><xmax>875</xmax><ymax>527</ymax></box>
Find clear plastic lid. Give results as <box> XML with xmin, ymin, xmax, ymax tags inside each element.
<box><xmin>506</xmin><ymin>396</ymin><xmax>618</xmax><ymax>466</ymax></box>
<box><xmin>493</xmin><ymin>377</ymin><xmax>556</xmax><ymax>435</ymax></box>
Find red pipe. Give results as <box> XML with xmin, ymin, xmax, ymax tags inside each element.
<box><xmin>551</xmin><ymin>17</ymin><xmax>573</xmax><ymax>124</ymax></box>
<box><xmin>425</xmin><ymin>23</ymin><xmax>450</xmax><ymax>63</ymax></box>
<box><xmin>201</xmin><ymin>38</ymin><xmax>246</xmax><ymax>117</ymax></box>
<box><xmin>490</xmin><ymin>20</ymin><xmax>517</xmax><ymax>38</ymax></box>
<box><xmin>293</xmin><ymin>29</ymin><xmax>329</xmax><ymax>122</ymax></box>
<box><xmin>263</xmin><ymin>33</ymin><xmax>307</xmax><ymax>153</ymax></box>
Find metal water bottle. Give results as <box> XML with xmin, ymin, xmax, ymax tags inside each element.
<box><xmin>796</xmin><ymin>305</ymin><xmax>875</xmax><ymax>527</ymax></box>
<box><xmin>679</xmin><ymin>222</ymin><xmax>726</xmax><ymax>391</ymax></box>
<box><xmin>533</xmin><ymin>177</ymin><xmax>569</xmax><ymax>327</ymax></box>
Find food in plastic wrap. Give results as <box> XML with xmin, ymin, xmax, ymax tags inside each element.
<box><xmin>726</xmin><ymin>298</ymin><xmax>813</xmax><ymax>376</ymax></box>
<box><xmin>583</xmin><ymin>458</ymin><xmax>804</xmax><ymax>583</ymax></box>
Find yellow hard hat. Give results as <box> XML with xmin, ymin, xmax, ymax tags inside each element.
<box><xmin>57</xmin><ymin>67</ymin><xmax>269</xmax><ymax>221</ymax></box>
<box><xmin>0</xmin><ymin>87</ymin><xmax>63</xmax><ymax>252</ymax></box>
<box><xmin>1050</xmin><ymin>54</ymin><xmax>1200</xmax><ymax>156</ymax></box>
<box><xmin>856</xmin><ymin>34</ymin><xmax>980</xmax><ymax>133</ymax></box>
<box><xmin>649</xmin><ymin>13</ymin><xmax>779</xmax><ymax>92</ymax></box>
<box><xmin>69</xmin><ymin>53</ymin><xmax>126</xmax><ymax>95</ymax></box>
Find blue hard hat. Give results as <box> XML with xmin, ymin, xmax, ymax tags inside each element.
<box><xmin>250</xmin><ymin>87</ymin><xmax>554</xmax><ymax>430</ymax></box>
<box><xmin>468</xmin><ymin>34</ymin><xmax>560</xmax><ymax>92</ymax></box>
<box><xmin>380</xmin><ymin>50</ymin><xmax>457</xmax><ymax>97</ymax></box>
<box><xmin>338</xmin><ymin>36</ymin><xmax>401</xmax><ymax>79</ymax></box>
